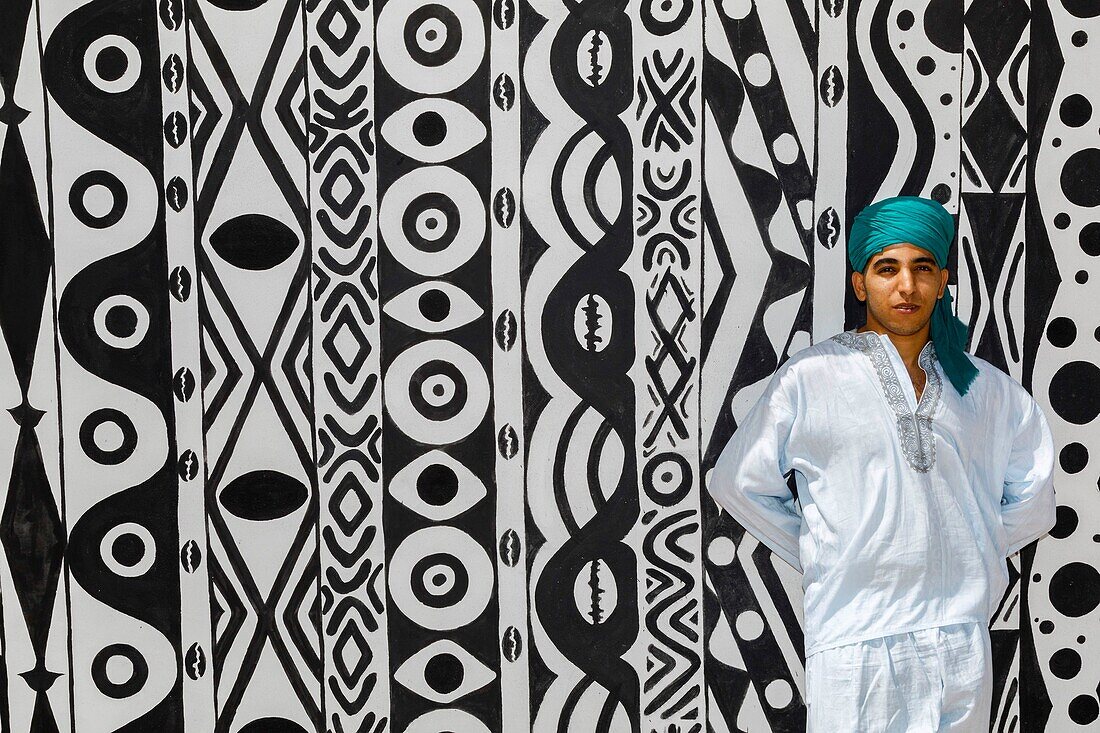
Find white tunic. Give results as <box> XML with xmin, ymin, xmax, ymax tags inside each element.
<box><xmin>707</xmin><ymin>329</ymin><xmax>1057</xmax><ymax>658</ymax></box>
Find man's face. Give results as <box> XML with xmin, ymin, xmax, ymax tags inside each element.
<box><xmin>851</xmin><ymin>242</ymin><xmax>950</xmax><ymax>337</ymax></box>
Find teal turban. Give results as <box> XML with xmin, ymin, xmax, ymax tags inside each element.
<box><xmin>849</xmin><ymin>196</ymin><xmax>978</xmax><ymax>397</ymax></box>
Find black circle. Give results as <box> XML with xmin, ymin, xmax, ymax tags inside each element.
<box><xmin>1081</xmin><ymin>222</ymin><xmax>1100</xmax><ymax>256</ymax></box>
<box><xmin>79</xmin><ymin>409</ymin><xmax>138</xmax><ymax>465</ymax></box>
<box><xmin>1060</xmin><ymin>94</ymin><xmax>1093</xmax><ymax>127</ymax></box>
<box><xmin>940</xmin><ymin>93</ymin><xmax>952</xmax><ymax>105</ymax></box>
<box><xmin>1048</xmin><ymin>562</ymin><xmax>1100</xmax><ymax>617</ymax></box>
<box><xmin>642</xmin><ymin>453</ymin><xmax>692</xmax><ymax>507</ymax></box>
<box><xmin>897</xmin><ymin>10</ymin><xmax>914</xmax><ymax>30</ymax></box>
<box><xmin>423</xmin><ymin>652</ymin><xmax>464</xmax><ymax>695</ymax></box>
<box><xmin>405</xmin><ymin>5</ymin><xmax>462</xmax><ymax>67</ymax></box>
<box><xmin>1033</xmin><ymin>573</ymin><xmax>1042</xmax><ymax>582</ymax></box>
<box><xmin>1040</xmin><ymin>620</ymin><xmax>1055</xmax><ymax>634</ymax></box>
<box><xmin>1072</xmin><ymin>31</ymin><xmax>1088</xmax><ymax>47</ymax></box>
<box><xmin>418</xmin><ymin>289</ymin><xmax>451</xmax><ymax>322</ymax></box>
<box><xmin>1060</xmin><ymin>443</ymin><xmax>1088</xmax><ymax>474</ymax></box>
<box><xmin>415</xmin><ymin>467</ymin><xmax>458</xmax><ymax>511</ymax></box>
<box><xmin>1049</xmin><ymin>361</ymin><xmax>1100</xmax><ymax>424</ymax></box>
<box><xmin>1053</xmin><ymin>137</ymin><xmax>1063</xmax><ymax>147</ymax></box>
<box><xmin>411</xmin><ymin>553</ymin><xmax>468</xmax><ymax>608</ymax></box>
<box><xmin>1050</xmin><ymin>648</ymin><xmax>1082</xmax><ymax>680</ymax></box>
<box><xmin>1054</xmin><ymin>212</ymin><xmax>1071</xmax><ymax>229</ymax></box>
<box><xmin>1064</xmin><ymin>1</ymin><xmax>1100</xmax><ymax>19</ymax></box>
<box><xmin>111</xmin><ymin>532</ymin><xmax>146</xmax><ymax>567</ymax></box>
<box><xmin>95</xmin><ymin>46</ymin><xmax>128</xmax><ymax>82</ymax></box>
<box><xmin>104</xmin><ymin>304</ymin><xmax>138</xmax><ymax>338</ymax></box>
<box><xmin>69</xmin><ymin>170</ymin><xmax>128</xmax><ymax>229</ymax></box>
<box><xmin>409</xmin><ymin>360</ymin><xmax>467</xmax><ymax>420</ymax></box>
<box><xmin>931</xmin><ymin>183</ymin><xmax>951</xmax><ymax>204</ymax></box>
<box><xmin>1076</xmin><ymin>270</ymin><xmax>1089</xmax><ymax>284</ymax></box>
<box><xmin>402</xmin><ymin>192</ymin><xmax>460</xmax><ymax>253</ymax></box>
<box><xmin>1051</xmin><ymin>505</ymin><xmax>1078</xmax><ymax>539</ymax></box>
<box><xmin>1047</xmin><ymin>316</ymin><xmax>1077</xmax><ymax>347</ymax></box>
<box><xmin>412</xmin><ymin>111</ymin><xmax>448</xmax><ymax>147</ymax></box>
<box><xmin>916</xmin><ymin>56</ymin><xmax>936</xmax><ymax>75</ymax></box>
<box><xmin>1069</xmin><ymin>695</ymin><xmax>1099</xmax><ymax>725</ymax></box>
<box><xmin>91</xmin><ymin>644</ymin><xmax>149</xmax><ymax>699</ymax></box>
<box><xmin>1061</xmin><ymin>148</ymin><xmax>1100</xmax><ymax>207</ymax></box>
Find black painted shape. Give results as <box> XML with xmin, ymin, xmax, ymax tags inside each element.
<box><xmin>923</xmin><ymin>0</ymin><xmax>964</xmax><ymax>54</ymax></box>
<box><xmin>41</xmin><ymin>0</ymin><xmax>163</xmax><ymax>162</ymax></box>
<box><xmin>963</xmin><ymin>86</ymin><xmax>1026</xmax><ymax>192</ymax></box>
<box><xmin>0</xmin><ymin>128</ymin><xmax>53</xmax><ymax>395</ymax></box>
<box><xmin>963</xmin><ymin>0</ymin><xmax>1030</xmax><ymax>77</ymax></box>
<box><xmin>210</xmin><ymin>213</ymin><xmax>301</xmax><ymax>271</ymax></box>
<box><xmin>0</xmin><ymin>0</ymin><xmax>33</xmax><ymax>103</ymax></box>
<box><xmin>220</xmin><ymin>470</ymin><xmax>309</xmax><ymax>521</ymax></box>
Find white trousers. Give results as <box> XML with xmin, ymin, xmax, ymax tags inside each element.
<box><xmin>805</xmin><ymin>622</ymin><xmax>993</xmax><ymax>732</ymax></box>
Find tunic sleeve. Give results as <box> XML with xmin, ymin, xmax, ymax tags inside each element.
<box><xmin>1001</xmin><ymin>394</ymin><xmax>1057</xmax><ymax>558</ymax></box>
<box><xmin>707</xmin><ymin>375</ymin><xmax>802</xmax><ymax>572</ymax></box>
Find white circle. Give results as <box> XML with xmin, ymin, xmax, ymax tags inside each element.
<box><xmin>707</xmin><ymin>536</ymin><xmax>737</xmax><ymax>565</ymax></box>
<box><xmin>424</xmin><ymin>564</ymin><xmax>456</xmax><ymax>595</ymax></box>
<box><xmin>421</xmin><ymin>374</ymin><xmax>456</xmax><ymax>408</ymax></box>
<box><xmin>744</xmin><ymin>53</ymin><xmax>773</xmax><ymax>86</ymax></box>
<box><xmin>105</xmin><ymin>655</ymin><xmax>134</xmax><ymax>685</ymax></box>
<box><xmin>83</xmin><ymin>184</ymin><xmax>116</xmax><ymax>218</ymax></box>
<box><xmin>83</xmin><ymin>35</ymin><xmax>141</xmax><ymax>94</ymax></box>
<box><xmin>93</xmin><ymin>295</ymin><xmax>150</xmax><ymax>350</ymax></box>
<box><xmin>377</xmin><ymin>0</ymin><xmax>485</xmax><ymax>94</ymax></box>
<box><xmin>772</xmin><ymin>133</ymin><xmax>800</xmax><ymax>165</ymax></box>
<box><xmin>765</xmin><ymin>678</ymin><xmax>794</xmax><ymax>708</ymax></box>
<box><xmin>735</xmin><ymin>610</ymin><xmax>765</xmax><ymax>640</ymax></box>
<box><xmin>721</xmin><ymin>0</ymin><xmax>753</xmax><ymax>19</ymax></box>
<box><xmin>416</xmin><ymin>18</ymin><xmax>448</xmax><ymax>53</ymax></box>
<box><xmin>380</xmin><ymin>166</ymin><xmax>485</xmax><ymax>277</ymax></box>
<box><xmin>389</xmin><ymin>526</ymin><xmax>494</xmax><ymax>630</ymax></box>
<box><xmin>100</xmin><ymin>523</ymin><xmax>156</xmax><ymax>578</ymax></box>
<box><xmin>93</xmin><ymin>421</ymin><xmax>126</xmax><ymax>452</ymax></box>
<box><xmin>384</xmin><ymin>340</ymin><xmax>490</xmax><ymax>445</ymax></box>
<box><xmin>406</xmin><ymin>710</ymin><xmax>491</xmax><ymax>733</ymax></box>
<box><xmin>416</xmin><ymin>208</ymin><xmax>448</xmax><ymax>241</ymax></box>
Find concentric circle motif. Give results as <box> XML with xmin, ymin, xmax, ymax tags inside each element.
<box><xmin>100</xmin><ymin>522</ymin><xmax>156</xmax><ymax>578</ymax></box>
<box><xmin>83</xmin><ymin>35</ymin><xmax>141</xmax><ymax>94</ymax></box>
<box><xmin>377</xmin><ymin>0</ymin><xmax>486</xmax><ymax>94</ymax></box>
<box><xmin>70</xmin><ymin>170</ymin><xmax>128</xmax><ymax>229</ymax></box>
<box><xmin>79</xmin><ymin>408</ymin><xmax>138</xmax><ymax>465</ymax></box>
<box><xmin>389</xmin><ymin>526</ymin><xmax>493</xmax><ymax>630</ymax></box>
<box><xmin>94</xmin><ymin>294</ymin><xmax>150</xmax><ymax>349</ymax></box>
<box><xmin>384</xmin><ymin>340</ymin><xmax>489</xmax><ymax>444</ymax></box>
<box><xmin>91</xmin><ymin>643</ymin><xmax>149</xmax><ymax>699</ymax></box>
<box><xmin>380</xmin><ymin>166</ymin><xmax>485</xmax><ymax>276</ymax></box>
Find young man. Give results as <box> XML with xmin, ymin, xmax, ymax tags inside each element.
<box><xmin>706</xmin><ymin>196</ymin><xmax>1057</xmax><ymax>731</ymax></box>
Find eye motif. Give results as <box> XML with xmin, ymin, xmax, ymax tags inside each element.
<box><xmin>388</xmin><ymin>449</ymin><xmax>488</xmax><ymax>521</ymax></box>
<box><xmin>394</xmin><ymin>639</ymin><xmax>496</xmax><ymax>704</ymax></box>
<box><xmin>383</xmin><ymin>281</ymin><xmax>484</xmax><ymax>333</ymax></box>
<box><xmin>380</xmin><ymin>98</ymin><xmax>487</xmax><ymax>164</ymax></box>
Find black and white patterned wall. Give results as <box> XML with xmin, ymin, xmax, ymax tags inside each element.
<box><xmin>0</xmin><ymin>0</ymin><xmax>1097</xmax><ymax>731</ymax></box>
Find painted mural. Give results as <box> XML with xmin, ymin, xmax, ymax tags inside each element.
<box><xmin>0</xmin><ymin>0</ymin><xmax>1097</xmax><ymax>731</ymax></box>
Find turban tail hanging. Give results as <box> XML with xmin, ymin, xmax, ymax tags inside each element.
<box><xmin>848</xmin><ymin>196</ymin><xmax>979</xmax><ymax>396</ymax></box>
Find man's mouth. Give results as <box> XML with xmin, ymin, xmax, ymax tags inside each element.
<box><xmin>894</xmin><ymin>303</ymin><xmax>920</xmax><ymax>314</ymax></box>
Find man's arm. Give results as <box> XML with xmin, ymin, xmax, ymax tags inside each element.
<box><xmin>1001</xmin><ymin>394</ymin><xmax>1057</xmax><ymax>558</ymax></box>
<box><xmin>706</xmin><ymin>378</ymin><xmax>802</xmax><ymax>572</ymax></box>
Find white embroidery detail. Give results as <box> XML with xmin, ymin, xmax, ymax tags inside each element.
<box><xmin>831</xmin><ymin>330</ymin><xmax>942</xmax><ymax>472</ymax></box>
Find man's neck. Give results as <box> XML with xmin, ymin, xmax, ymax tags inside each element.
<box><xmin>856</xmin><ymin>322</ymin><xmax>931</xmax><ymax>369</ymax></box>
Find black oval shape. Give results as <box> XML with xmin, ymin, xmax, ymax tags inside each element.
<box><xmin>238</xmin><ymin>719</ymin><xmax>309</xmax><ymax>733</ymax></box>
<box><xmin>493</xmin><ymin>0</ymin><xmax>515</xmax><ymax>29</ymax></box>
<box><xmin>499</xmin><ymin>528</ymin><xmax>521</xmax><ymax>567</ymax></box>
<box><xmin>494</xmin><ymin>187</ymin><xmax>515</xmax><ymax>228</ymax></box>
<box><xmin>823</xmin><ymin>0</ymin><xmax>844</xmax><ymax>18</ymax></box>
<box><xmin>220</xmin><ymin>470</ymin><xmax>308</xmax><ymax>521</ymax></box>
<box><xmin>177</xmin><ymin>449</ymin><xmax>199</xmax><ymax>481</ymax></box>
<box><xmin>185</xmin><ymin>642</ymin><xmax>206</xmax><ymax>679</ymax></box>
<box><xmin>497</xmin><ymin>424</ymin><xmax>518</xmax><ymax>459</ymax></box>
<box><xmin>493</xmin><ymin>73</ymin><xmax>515</xmax><ymax>111</ymax></box>
<box><xmin>173</xmin><ymin>367</ymin><xmax>195</xmax><ymax>402</ymax></box>
<box><xmin>169</xmin><ymin>265</ymin><xmax>192</xmax><ymax>302</ymax></box>
<box><xmin>502</xmin><ymin>625</ymin><xmax>522</xmax><ymax>662</ymax></box>
<box><xmin>162</xmin><ymin>54</ymin><xmax>184</xmax><ymax>93</ymax></box>
<box><xmin>180</xmin><ymin>539</ymin><xmax>202</xmax><ymax>573</ymax></box>
<box><xmin>159</xmin><ymin>0</ymin><xmax>183</xmax><ymax>30</ymax></box>
<box><xmin>210</xmin><ymin>214</ymin><xmax>300</xmax><ymax>271</ymax></box>
<box><xmin>164</xmin><ymin>111</ymin><xmax>187</xmax><ymax>148</ymax></box>
<box><xmin>819</xmin><ymin>65</ymin><xmax>845</xmax><ymax>107</ymax></box>
<box><xmin>495</xmin><ymin>309</ymin><xmax>517</xmax><ymax>351</ymax></box>
<box><xmin>166</xmin><ymin>176</ymin><xmax>188</xmax><ymax>212</ymax></box>
<box><xmin>816</xmin><ymin>207</ymin><xmax>841</xmax><ymax>249</ymax></box>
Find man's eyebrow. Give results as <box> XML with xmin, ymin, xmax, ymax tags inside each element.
<box><xmin>872</xmin><ymin>256</ymin><xmax>938</xmax><ymax>267</ymax></box>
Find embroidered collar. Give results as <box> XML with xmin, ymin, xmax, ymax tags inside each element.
<box><xmin>831</xmin><ymin>330</ymin><xmax>942</xmax><ymax>472</ymax></box>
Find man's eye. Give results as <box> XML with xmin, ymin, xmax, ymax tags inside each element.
<box><xmin>879</xmin><ymin>267</ymin><xmax>895</xmax><ymax>273</ymax></box>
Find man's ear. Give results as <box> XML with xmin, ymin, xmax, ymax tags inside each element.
<box><xmin>938</xmin><ymin>268</ymin><xmax>949</xmax><ymax>299</ymax></box>
<box><xmin>851</xmin><ymin>270</ymin><xmax>867</xmax><ymax>302</ymax></box>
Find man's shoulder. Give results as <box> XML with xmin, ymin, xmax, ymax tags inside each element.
<box><xmin>962</xmin><ymin>352</ymin><xmax>1035</xmax><ymax>408</ymax></box>
<box><xmin>777</xmin><ymin>333</ymin><xmax>856</xmax><ymax>376</ymax></box>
